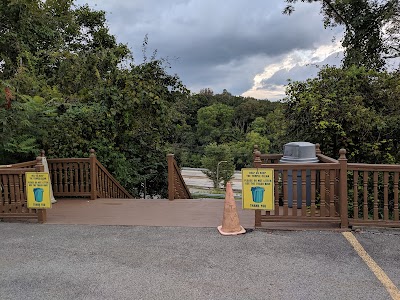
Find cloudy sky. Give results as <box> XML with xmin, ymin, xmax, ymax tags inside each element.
<box><xmin>75</xmin><ymin>0</ymin><xmax>344</xmax><ymax>100</ymax></box>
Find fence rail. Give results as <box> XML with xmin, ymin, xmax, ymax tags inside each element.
<box><xmin>1</xmin><ymin>149</ymin><xmax>133</xmax><ymax>223</ymax></box>
<box><xmin>0</xmin><ymin>160</ymin><xmax>37</xmax><ymax>168</ymax></box>
<box><xmin>167</xmin><ymin>154</ymin><xmax>191</xmax><ymax>200</ymax></box>
<box><xmin>258</xmin><ymin>163</ymin><xmax>341</xmax><ymax>224</ymax></box>
<box><xmin>0</xmin><ymin>162</ymin><xmax>46</xmax><ymax>223</ymax></box>
<box><xmin>347</xmin><ymin>164</ymin><xmax>400</xmax><ymax>227</ymax></box>
<box><xmin>47</xmin><ymin>150</ymin><xmax>133</xmax><ymax>199</ymax></box>
<box><xmin>254</xmin><ymin>145</ymin><xmax>400</xmax><ymax>228</ymax></box>
<box><xmin>95</xmin><ymin>159</ymin><xmax>132</xmax><ymax>199</ymax></box>
<box><xmin>47</xmin><ymin>158</ymin><xmax>91</xmax><ymax>198</ymax></box>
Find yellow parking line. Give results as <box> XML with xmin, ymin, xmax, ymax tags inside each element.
<box><xmin>342</xmin><ymin>232</ymin><xmax>400</xmax><ymax>300</ymax></box>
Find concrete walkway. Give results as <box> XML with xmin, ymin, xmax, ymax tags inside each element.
<box><xmin>47</xmin><ymin>198</ymin><xmax>255</xmax><ymax>228</ymax></box>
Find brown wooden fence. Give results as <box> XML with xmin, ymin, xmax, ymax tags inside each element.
<box><xmin>254</xmin><ymin>145</ymin><xmax>400</xmax><ymax>228</ymax></box>
<box><xmin>347</xmin><ymin>163</ymin><xmax>400</xmax><ymax>227</ymax></box>
<box><xmin>167</xmin><ymin>154</ymin><xmax>191</xmax><ymax>200</ymax></box>
<box><xmin>1</xmin><ymin>150</ymin><xmax>133</xmax><ymax>223</ymax></box>
<box><xmin>46</xmin><ymin>149</ymin><xmax>133</xmax><ymax>200</ymax></box>
<box><xmin>0</xmin><ymin>157</ymin><xmax>46</xmax><ymax>223</ymax></box>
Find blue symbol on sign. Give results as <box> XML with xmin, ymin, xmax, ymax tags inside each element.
<box><xmin>251</xmin><ymin>186</ymin><xmax>264</xmax><ymax>203</ymax></box>
<box><xmin>33</xmin><ymin>188</ymin><xmax>44</xmax><ymax>202</ymax></box>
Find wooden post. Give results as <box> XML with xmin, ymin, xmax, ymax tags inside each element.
<box><xmin>35</xmin><ymin>154</ymin><xmax>47</xmax><ymax>223</ymax></box>
<box><xmin>253</xmin><ymin>149</ymin><xmax>262</xmax><ymax>227</ymax></box>
<box><xmin>253</xmin><ymin>145</ymin><xmax>259</xmax><ymax>163</ymax></box>
<box><xmin>167</xmin><ymin>154</ymin><xmax>175</xmax><ymax>201</ymax></box>
<box><xmin>90</xmin><ymin>149</ymin><xmax>97</xmax><ymax>200</ymax></box>
<box><xmin>253</xmin><ymin>150</ymin><xmax>262</xmax><ymax>168</ymax></box>
<box><xmin>338</xmin><ymin>149</ymin><xmax>349</xmax><ymax>228</ymax></box>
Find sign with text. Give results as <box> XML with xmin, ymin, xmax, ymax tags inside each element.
<box><xmin>242</xmin><ymin>168</ymin><xmax>274</xmax><ymax>210</ymax></box>
<box><xmin>26</xmin><ymin>172</ymin><xmax>51</xmax><ymax>209</ymax></box>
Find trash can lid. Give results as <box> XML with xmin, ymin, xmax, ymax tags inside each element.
<box><xmin>279</xmin><ymin>142</ymin><xmax>319</xmax><ymax>163</ymax></box>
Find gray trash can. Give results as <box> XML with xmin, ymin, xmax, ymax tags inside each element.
<box><xmin>279</xmin><ymin>142</ymin><xmax>318</xmax><ymax>209</ymax></box>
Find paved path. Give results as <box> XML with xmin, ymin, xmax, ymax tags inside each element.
<box><xmin>0</xmin><ymin>224</ymin><xmax>399</xmax><ymax>300</ymax></box>
<box><xmin>181</xmin><ymin>168</ymin><xmax>242</xmax><ymax>191</ymax></box>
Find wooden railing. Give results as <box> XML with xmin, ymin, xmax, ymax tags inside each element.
<box><xmin>0</xmin><ymin>160</ymin><xmax>37</xmax><ymax>168</ymax></box>
<box><xmin>0</xmin><ymin>157</ymin><xmax>46</xmax><ymax>223</ymax></box>
<box><xmin>1</xmin><ymin>149</ymin><xmax>133</xmax><ymax>223</ymax></box>
<box><xmin>47</xmin><ymin>157</ymin><xmax>92</xmax><ymax>198</ymax></box>
<box><xmin>95</xmin><ymin>158</ymin><xmax>132</xmax><ymax>199</ymax></box>
<box><xmin>47</xmin><ymin>149</ymin><xmax>133</xmax><ymax>199</ymax></box>
<box><xmin>253</xmin><ymin>145</ymin><xmax>282</xmax><ymax>164</ymax></box>
<box><xmin>254</xmin><ymin>145</ymin><xmax>400</xmax><ymax>228</ymax></box>
<box><xmin>347</xmin><ymin>163</ymin><xmax>400</xmax><ymax>227</ymax></box>
<box><xmin>167</xmin><ymin>154</ymin><xmax>191</xmax><ymax>200</ymax></box>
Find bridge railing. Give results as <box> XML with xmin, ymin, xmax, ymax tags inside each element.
<box><xmin>47</xmin><ymin>149</ymin><xmax>133</xmax><ymax>200</ymax></box>
<box><xmin>167</xmin><ymin>154</ymin><xmax>191</xmax><ymax>200</ymax></box>
<box><xmin>253</xmin><ymin>144</ymin><xmax>400</xmax><ymax>228</ymax></box>
<box><xmin>0</xmin><ymin>157</ymin><xmax>46</xmax><ymax>223</ymax></box>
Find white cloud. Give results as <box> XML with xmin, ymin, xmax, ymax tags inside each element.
<box><xmin>242</xmin><ymin>41</ymin><xmax>344</xmax><ymax>100</ymax></box>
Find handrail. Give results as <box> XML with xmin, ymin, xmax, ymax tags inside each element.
<box><xmin>167</xmin><ymin>154</ymin><xmax>191</xmax><ymax>200</ymax></box>
<box><xmin>261</xmin><ymin>163</ymin><xmax>340</xmax><ymax>170</ymax></box>
<box><xmin>348</xmin><ymin>163</ymin><xmax>400</xmax><ymax>171</ymax></box>
<box><xmin>173</xmin><ymin>159</ymin><xmax>192</xmax><ymax>198</ymax></box>
<box><xmin>1</xmin><ymin>160</ymin><xmax>37</xmax><ymax>168</ymax></box>
<box><xmin>259</xmin><ymin>154</ymin><xmax>282</xmax><ymax>164</ymax></box>
<box><xmin>95</xmin><ymin>159</ymin><xmax>133</xmax><ymax>199</ymax></box>
<box><xmin>47</xmin><ymin>158</ymin><xmax>90</xmax><ymax>163</ymax></box>
<box><xmin>47</xmin><ymin>150</ymin><xmax>133</xmax><ymax>200</ymax></box>
<box><xmin>0</xmin><ymin>168</ymin><xmax>36</xmax><ymax>174</ymax></box>
<box><xmin>317</xmin><ymin>153</ymin><xmax>338</xmax><ymax>163</ymax></box>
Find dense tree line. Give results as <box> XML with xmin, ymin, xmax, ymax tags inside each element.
<box><xmin>1</xmin><ymin>0</ymin><xmax>399</xmax><ymax>195</ymax></box>
<box><xmin>0</xmin><ymin>0</ymin><xmax>189</xmax><ymax>197</ymax></box>
<box><xmin>0</xmin><ymin>0</ymin><xmax>281</xmax><ymax>194</ymax></box>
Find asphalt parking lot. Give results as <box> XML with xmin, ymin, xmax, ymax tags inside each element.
<box><xmin>0</xmin><ymin>223</ymin><xmax>399</xmax><ymax>300</ymax></box>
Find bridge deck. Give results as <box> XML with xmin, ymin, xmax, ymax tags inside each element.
<box><xmin>46</xmin><ymin>198</ymin><xmax>255</xmax><ymax>228</ymax></box>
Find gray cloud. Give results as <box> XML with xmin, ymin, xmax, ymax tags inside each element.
<box><xmin>76</xmin><ymin>0</ymin><xmax>344</xmax><ymax>96</ymax></box>
<box><xmin>261</xmin><ymin>52</ymin><xmax>344</xmax><ymax>87</ymax></box>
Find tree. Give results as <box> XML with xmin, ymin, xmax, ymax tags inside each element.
<box><xmin>0</xmin><ymin>91</ymin><xmax>48</xmax><ymax>163</ymax></box>
<box><xmin>284</xmin><ymin>0</ymin><xmax>400</xmax><ymax>70</ymax></box>
<box><xmin>284</xmin><ymin>66</ymin><xmax>400</xmax><ymax>163</ymax></box>
<box><xmin>233</xmin><ymin>98</ymin><xmax>278</xmax><ymax>133</ymax></box>
<box><xmin>196</xmin><ymin>103</ymin><xmax>236</xmax><ymax>144</ymax></box>
<box><xmin>0</xmin><ymin>0</ymin><xmax>130</xmax><ymax>92</ymax></box>
<box><xmin>0</xmin><ymin>1</ymin><xmax>190</xmax><ymax>198</ymax></box>
<box><xmin>228</xmin><ymin>131</ymin><xmax>271</xmax><ymax>169</ymax></box>
<box><xmin>201</xmin><ymin>143</ymin><xmax>235</xmax><ymax>188</ymax></box>
<box><xmin>251</xmin><ymin>108</ymin><xmax>288</xmax><ymax>153</ymax></box>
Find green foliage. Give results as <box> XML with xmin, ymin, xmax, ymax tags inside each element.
<box><xmin>251</xmin><ymin>106</ymin><xmax>288</xmax><ymax>153</ymax></box>
<box><xmin>228</xmin><ymin>131</ymin><xmax>271</xmax><ymax>169</ymax></box>
<box><xmin>284</xmin><ymin>0</ymin><xmax>400</xmax><ymax>70</ymax></box>
<box><xmin>284</xmin><ymin>66</ymin><xmax>400</xmax><ymax>163</ymax></box>
<box><xmin>197</xmin><ymin>103</ymin><xmax>236</xmax><ymax>145</ymax></box>
<box><xmin>0</xmin><ymin>1</ymin><xmax>188</xmax><ymax>197</ymax></box>
<box><xmin>0</xmin><ymin>0</ymin><xmax>288</xmax><ymax>197</ymax></box>
<box><xmin>201</xmin><ymin>143</ymin><xmax>235</xmax><ymax>188</ymax></box>
<box><xmin>171</xmin><ymin>89</ymin><xmax>281</xmax><ymax>170</ymax></box>
<box><xmin>0</xmin><ymin>90</ymin><xmax>52</xmax><ymax>163</ymax></box>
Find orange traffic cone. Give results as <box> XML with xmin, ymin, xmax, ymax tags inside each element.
<box><xmin>217</xmin><ymin>182</ymin><xmax>246</xmax><ymax>235</ymax></box>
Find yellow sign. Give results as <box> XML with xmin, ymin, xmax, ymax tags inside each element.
<box><xmin>26</xmin><ymin>172</ymin><xmax>51</xmax><ymax>209</ymax></box>
<box><xmin>242</xmin><ymin>168</ymin><xmax>274</xmax><ymax>210</ymax></box>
